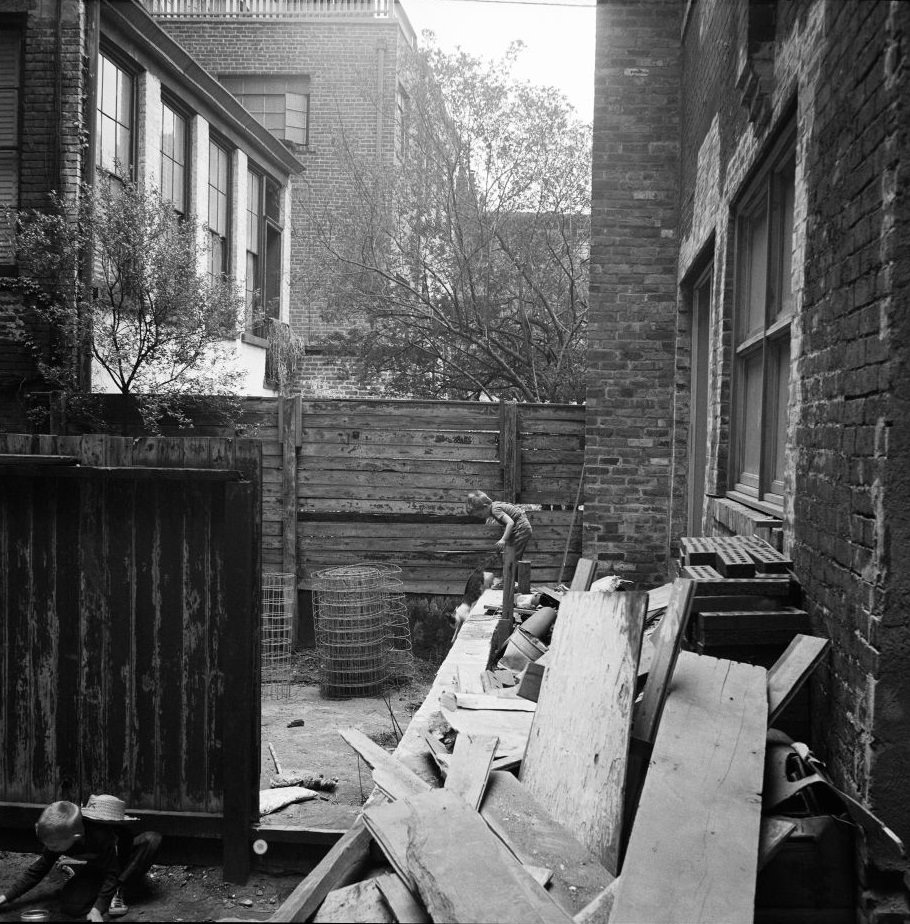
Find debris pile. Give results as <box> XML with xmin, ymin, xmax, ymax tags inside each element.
<box><xmin>263</xmin><ymin>542</ymin><xmax>904</xmax><ymax>924</ymax></box>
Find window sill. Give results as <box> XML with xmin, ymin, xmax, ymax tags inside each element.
<box><xmin>242</xmin><ymin>331</ymin><xmax>268</xmax><ymax>348</ymax></box>
<box><xmin>725</xmin><ymin>490</ymin><xmax>784</xmax><ymax>522</ymax></box>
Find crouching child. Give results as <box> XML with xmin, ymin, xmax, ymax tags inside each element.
<box><xmin>0</xmin><ymin>794</ymin><xmax>161</xmax><ymax>921</ymax></box>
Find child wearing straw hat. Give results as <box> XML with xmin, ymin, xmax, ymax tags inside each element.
<box><xmin>0</xmin><ymin>795</ymin><xmax>161</xmax><ymax>921</ymax></box>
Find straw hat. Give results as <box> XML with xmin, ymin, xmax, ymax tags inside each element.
<box><xmin>81</xmin><ymin>794</ymin><xmax>138</xmax><ymax>824</ymax></box>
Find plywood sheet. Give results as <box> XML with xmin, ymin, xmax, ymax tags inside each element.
<box><xmin>520</xmin><ymin>591</ymin><xmax>647</xmax><ymax>873</ymax></box>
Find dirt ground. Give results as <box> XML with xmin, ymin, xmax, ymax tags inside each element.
<box><xmin>0</xmin><ymin>651</ymin><xmax>437</xmax><ymax>923</ymax></box>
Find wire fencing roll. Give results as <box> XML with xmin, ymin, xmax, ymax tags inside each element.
<box><xmin>313</xmin><ymin>562</ymin><xmax>414</xmax><ymax>698</ymax></box>
<box><xmin>261</xmin><ymin>571</ymin><xmax>295</xmax><ymax>700</ymax></box>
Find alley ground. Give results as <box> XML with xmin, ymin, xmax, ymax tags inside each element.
<box><xmin>0</xmin><ymin>651</ymin><xmax>436</xmax><ymax>923</ymax></box>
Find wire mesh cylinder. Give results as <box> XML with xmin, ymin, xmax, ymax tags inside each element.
<box><xmin>313</xmin><ymin>564</ymin><xmax>390</xmax><ymax>698</ymax></box>
<box><xmin>261</xmin><ymin>572</ymin><xmax>295</xmax><ymax>700</ymax></box>
<box><xmin>370</xmin><ymin>563</ymin><xmax>415</xmax><ymax>685</ymax></box>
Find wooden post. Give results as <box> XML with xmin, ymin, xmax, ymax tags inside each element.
<box><xmin>517</xmin><ymin>561</ymin><xmax>531</xmax><ymax>594</ymax></box>
<box><xmin>281</xmin><ymin>396</ymin><xmax>300</xmax><ymax>640</ymax></box>
<box><xmin>502</xmin><ymin>544</ymin><xmax>516</xmax><ymax>624</ymax></box>
<box><xmin>499</xmin><ymin>401</ymin><xmax>521</xmax><ymax>503</ymax></box>
<box><xmin>221</xmin><ymin>481</ymin><xmax>257</xmax><ymax>883</ymax></box>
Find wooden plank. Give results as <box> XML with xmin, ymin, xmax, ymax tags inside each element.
<box><xmin>569</xmin><ymin>557</ymin><xmax>598</xmax><ymax>591</ymax></box>
<box><xmin>364</xmin><ymin>789</ymin><xmax>574</xmax><ymax>924</ymax></box>
<box><xmin>339</xmin><ymin>728</ymin><xmax>432</xmax><ymax>800</ymax></box>
<box><xmin>610</xmin><ymin>651</ymin><xmax>767</xmax><ymax>924</ymax></box>
<box><xmin>573</xmin><ymin>880</ymin><xmax>618</xmax><ymax>924</ymax></box>
<box><xmin>758</xmin><ymin>816</ymin><xmax>797</xmax><ymax>871</ymax></box>
<box><xmin>269</xmin><ymin>821</ymin><xmax>373</xmax><ymax>923</ymax></box>
<box><xmin>501</xmin><ymin>401</ymin><xmax>521</xmax><ymax>502</ymax></box>
<box><xmin>767</xmin><ymin>634</ymin><xmax>830</xmax><ymax>724</ymax></box>
<box><xmin>373</xmin><ymin>872</ymin><xmax>431</xmax><ymax>924</ymax></box>
<box><xmin>444</xmin><ymin>733</ymin><xmax>498</xmax><ymax>810</ymax></box>
<box><xmin>440</xmin><ymin>691</ymin><xmax>537</xmax><ymax>712</ymax></box>
<box><xmin>632</xmin><ymin>578</ymin><xmax>695</xmax><ymax>746</ymax></box>
<box><xmin>520</xmin><ymin>591</ymin><xmax>647</xmax><ymax>874</ymax></box>
<box><xmin>480</xmin><ymin>771</ymin><xmax>614</xmax><ymax>916</ymax></box>
<box><xmin>312</xmin><ymin>878</ymin><xmax>394</xmax><ymax>923</ymax></box>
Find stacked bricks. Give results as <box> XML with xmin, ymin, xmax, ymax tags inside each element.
<box><xmin>585</xmin><ymin>0</ymin><xmax>681</xmax><ymax>585</ymax></box>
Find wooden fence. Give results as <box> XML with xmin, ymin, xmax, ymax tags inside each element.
<box><xmin>32</xmin><ymin>395</ymin><xmax>586</xmax><ymax>596</ymax></box>
<box><xmin>0</xmin><ymin>450</ymin><xmax>260</xmax><ymax>880</ymax></box>
<box><xmin>295</xmin><ymin>399</ymin><xmax>585</xmax><ymax>594</ymax></box>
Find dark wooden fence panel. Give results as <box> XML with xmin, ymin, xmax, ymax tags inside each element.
<box><xmin>0</xmin><ymin>454</ymin><xmax>259</xmax><ymax>881</ymax></box>
<box><xmin>296</xmin><ymin>399</ymin><xmax>585</xmax><ymax>594</ymax></box>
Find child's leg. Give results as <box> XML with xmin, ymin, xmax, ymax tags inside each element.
<box><xmin>120</xmin><ymin>831</ymin><xmax>162</xmax><ymax>898</ymax></box>
<box><xmin>59</xmin><ymin>868</ymin><xmax>104</xmax><ymax>917</ymax></box>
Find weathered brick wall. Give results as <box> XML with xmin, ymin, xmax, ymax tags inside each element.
<box><xmin>585</xmin><ymin>0</ymin><xmax>681</xmax><ymax>583</ymax></box>
<box><xmin>793</xmin><ymin>0</ymin><xmax>910</xmax><ymax>875</ymax></box>
<box><xmin>156</xmin><ymin>17</ymin><xmax>405</xmax><ymax>349</ymax></box>
<box><xmin>666</xmin><ymin>0</ymin><xmax>910</xmax><ymax>881</ymax></box>
<box><xmin>0</xmin><ymin>0</ymin><xmax>85</xmax><ymax>430</ymax></box>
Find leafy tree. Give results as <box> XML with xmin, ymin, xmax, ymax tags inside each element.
<box><xmin>307</xmin><ymin>40</ymin><xmax>590</xmax><ymax>403</ymax></box>
<box><xmin>2</xmin><ymin>178</ymin><xmax>249</xmax><ymax>430</ymax></box>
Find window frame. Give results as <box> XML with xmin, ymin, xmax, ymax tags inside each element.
<box><xmin>160</xmin><ymin>93</ymin><xmax>190</xmax><ymax>218</ymax></box>
<box><xmin>96</xmin><ymin>45</ymin><xmax>138</xmax><ymax>184</ymax></box>
<box><xmin>207</xmin><ymin>135</ymin><xmax>232</xmax><ymax>282</ymax></box>
<box><xmin>728</xmin><ymin>123</ymin><xmax>797</xmax><ymax>516</ymax></box>
<box><xmin>245</xmin><ymin>164</ymin><xmax>284</xmax><ymax>335</ymax></box>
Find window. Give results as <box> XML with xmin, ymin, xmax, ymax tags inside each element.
<box><xmin>220</xmin><ymin>75</ymin><xmax>310</xmax><ymax>148</ymax></box>
<box><xmin>246</xmin><ymin>166</ymin><xmax>283</xmax><ymax>334</ymax></box>
<box><xmin>730</xmin><ymin>127</ymin><xmax>796</xmax><ymax>512</ymax></box>
<box><xmin>688</xmin><ymin>263</ymin><xmax>712</xmax><ymax>534</ymax></box>
<box><xmin>208</xmin><ymin>140</ymin><xmax>230</xmax><ymax>280</ymax></box>
<box><xmin>96</xmin><ymin>52</ymin><xmax>134</xmax><ymax>182</ymax></box>
<box><xmin>161</xmin><ymin>100</ymin><xmax>188</xmax><ymax>216</ymax></box>
<box><xmin>0</xmin><ymin>27</ymin><xmax>21</xmax><ymax>265</ymax></box>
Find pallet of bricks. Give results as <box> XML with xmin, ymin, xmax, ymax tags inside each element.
<box><xmin>262</xmin><ymin>568</ymin><xmax>903</xmax><ymax>924</ymax></box>
<box><xmin>680</xmin><ymin>534</ymin><xmax>807</xmax><ymax>666</ymax></box>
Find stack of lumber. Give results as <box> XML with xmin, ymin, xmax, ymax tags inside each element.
<box><xmin>681</xmin><ymin>535</ymin><xmax>809</xmax><ymax>664</ymax></box>
<box><xmin>264</xmin><ymin>574</ymin><xmax>843</xmax><ymax>924</ymax></box>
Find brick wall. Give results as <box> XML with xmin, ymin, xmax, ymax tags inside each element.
<box><xmin>585</xmin><ymin>0</ymin><xmax>681</xmax><ymax>583</ymax></box>
<box><xmin>0</xmin><ymin>0</ymin><xmax>85</xmax><ymax>428</ymax></box>
<box><xmin>662</xmin><ymin>0</ymin><xmax>910</xmax><ymax>883</ymax></box>
<box><xmin>156</xmin><ymin>17</ymin><xmax>406</xmax><ymax>350</ymax></box>
<box><xmin>792</xmin><ymin>0</ymin><xmax>910</xmax><ymax>874</ymax></box>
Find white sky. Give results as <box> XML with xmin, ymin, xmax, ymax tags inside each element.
<box><xmin>399</xmin><ymin>0</ymin><xmax>596</xmax><ymax>123</ymax></box>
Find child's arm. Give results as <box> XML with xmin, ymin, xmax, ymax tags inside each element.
<box><xmin>494</xmin><ymin>511</ymin><xmax>515</xmax><ymax>551</ymax></box>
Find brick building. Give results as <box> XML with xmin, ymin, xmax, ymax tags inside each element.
<box><xmin>0</xmin><ymin>0</ymin><xmax>300</xmax><ymax>429</ymax></box>
<box><xmin>589</xmin><ymin>0</ymin><xmax>910</xmax><ymax>901</ymax></box>
<box><xmin>145</xmin><ymin>0</ymin><xmax>418</xmax><ymax>396</ymax></box>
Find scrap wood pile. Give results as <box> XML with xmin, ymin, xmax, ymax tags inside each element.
<box><xmin>262</xmin><ymin>546</ymin><xmax>904</xmax><ymax>924</ymax></box>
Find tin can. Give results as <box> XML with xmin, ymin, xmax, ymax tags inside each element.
<box><xmin>20</xmin><ymin>910</ymin><xmax>51</xmax><ymax>923</ymax></box>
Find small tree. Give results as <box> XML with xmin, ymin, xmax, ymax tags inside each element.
<box><xmin>2</xmin><ymin>178</ymin><xmax>249</xmax><ymax>431</ymax></box>
<box><xmin>308</xmin><ymin>41</ymin><xmax>590</xmax><ymax>403</ymax></box>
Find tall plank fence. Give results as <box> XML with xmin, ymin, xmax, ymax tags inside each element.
<box><xmin>295</xmin><ymin>399</ymin><xmax>585</xmax><ymax>594</ymax></box>
<box><xmin>0</xmin><ymin>446</ymin><xmax>260</xmax><ymax>880</ymax></box>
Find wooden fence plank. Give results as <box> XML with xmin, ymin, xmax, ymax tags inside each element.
<box><xmin>520</xmin><ymin>592</ymin><xmax>646</xmax><ymax>874</ymax></box>
<box><xmin>610</xmin><ymin>652</ymin><xmax>767</xmax><ymax>924</ymax></box>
